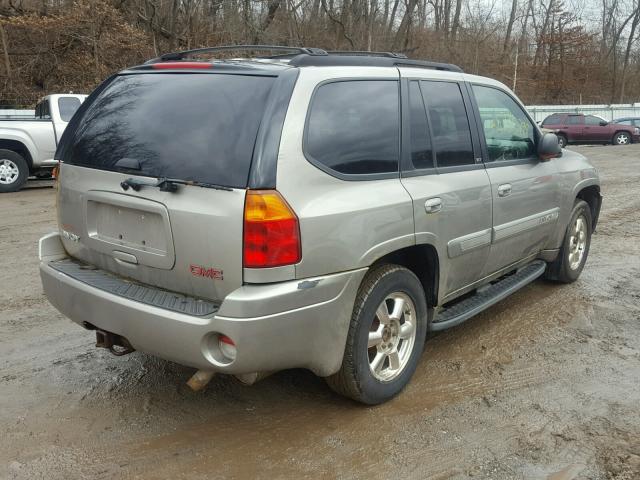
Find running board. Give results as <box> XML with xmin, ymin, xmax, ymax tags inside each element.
<box><xmin>430</xmin><ymin>260</ymin><xmax>547</xmax><ymax>332</ymax></box>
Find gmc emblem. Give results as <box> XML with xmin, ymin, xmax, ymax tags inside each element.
<box><xmin>190</xmin><ymin>264</ymin><xmax>223</xmax><ymax>280</ymax></box>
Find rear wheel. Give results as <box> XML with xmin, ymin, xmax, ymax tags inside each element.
<box><xmin>326</xmin><ymin>264</ymin><xmax>428</xmax><ymax>404</ymax></box>
<box><xmin>545</xmin><ymin>200</ymin><xmax>592</xmax><ymax>283</ymax></box>
<box><xmin>0</xmin><ymin>150</ymin><xmax>28</xmax><ymax>193</ymax></box>
<box><xmin>557</xmin><ymin>134</ymin><xmax>567</xmax><ymax>148</ymax></box>
<box><xmin>613</xmin><ymin>131</ymin><xmax>631</xmax><ymax>145</ymax></box>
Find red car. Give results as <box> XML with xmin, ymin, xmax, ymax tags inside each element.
<box><xmin>541</xmin><ymin>113</ymin><xmax>640</xmax><ymax>148</ymax></box>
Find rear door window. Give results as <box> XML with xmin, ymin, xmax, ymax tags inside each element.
<box><xmin>62</xmin><ymin>73</ymin><xmax>275</xmax><ymax>188</ymax></box>
<box><xmin>304</xmin><ymin>80</ymin><xmax>400</xmax><ymax>176</ymax></box>
<box><xmin>420</xmin><ymin>81</ymin><xmax>475</xmax><ymax>168</ymax></box>
<box><xmin>567</xmin><ymin>115</ymin><xmax>583</xmax><ymax>125</ymax></box>
<box><xmin>408</xmin><ymin>81</ymin><xmax>434</xmax><ymax>170</ymax></box>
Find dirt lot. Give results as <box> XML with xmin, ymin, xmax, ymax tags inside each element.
<box><xmin>1</xmin><ymin>145</ymin><xmax>639</xmax><ymax>480</ymax></box>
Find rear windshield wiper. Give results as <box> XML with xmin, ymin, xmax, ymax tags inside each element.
<box><xmin>120</xmin><ymin>177</ymin><xmax>233</xmax><ymax>193</ymax></box>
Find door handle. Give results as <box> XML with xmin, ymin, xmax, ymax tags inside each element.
<box><xmin>425</xmin><ymin>197</ymin><xmax>442</xmax><ymax>214</ymax></box>
<box><xmin>497</xmin><ymin>184</ymin><xmax>512</xmax><ymax>197</ymax></box>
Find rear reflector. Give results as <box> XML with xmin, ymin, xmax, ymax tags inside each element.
<box><xmin>151</xmin><ymin>62</ymin><xmax>213</xmax><ymax>69</ymax></box>
<box><xmin>218</xmin><ymin>335</ymin><xmax>237</xmax><ymax>361</ymax></box>
<box><xmin>243</xmin><ymin>190</ymin><xmax>301</xmax><ymax>268</ymax></box>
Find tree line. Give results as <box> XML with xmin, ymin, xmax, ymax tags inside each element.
<box><xmin>0</xmin><ymin>0</ymin><xmax>639</xmax><ymax>107</ymax></box>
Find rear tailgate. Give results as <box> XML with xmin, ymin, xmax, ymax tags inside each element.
<box><xmin>56</xmin><ymin>71</ymin><xmax>278</xmax><ymax>302</ymax></box>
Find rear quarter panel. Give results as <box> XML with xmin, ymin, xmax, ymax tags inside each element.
<box><xmin>275</xmin><ymin>67</ymin><xmax>416</xmax><ymax>279</ymax></box>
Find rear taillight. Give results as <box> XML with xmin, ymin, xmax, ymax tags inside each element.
<box><xmin>243</xmin><ymin>190</ymin><xmax>301</xmax><ymax>268</ymax></box>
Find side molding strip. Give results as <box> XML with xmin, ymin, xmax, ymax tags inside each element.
<box><xmin>447</xmin><ymin>228</ymin><xmax>492</xmax><ymax>258</ymax></box>
<box><xmin>493</xmin><ymin>207</ymin><xmax>560</xmax><ymax>243</ymax></box>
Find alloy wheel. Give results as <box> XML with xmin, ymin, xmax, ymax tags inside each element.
<box><xmin>0</xmin><ymin>159</ymin><xmax>20</xmax><ymax>185</ymax></box>
<box><xmin>367</xmin><ymin>292</ymin><xmax>417</xmax><ymax>382</ymax></box>
<box><xmin>568</xmin><ymin>214</ymin><xmax>588</xmax><ymax>270</ymax></box>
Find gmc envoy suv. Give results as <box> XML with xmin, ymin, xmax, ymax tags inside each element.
<box><xmin>39</xmin><ymin>46</ymin><xmax>601</xmax><ymax>404</ymax></box>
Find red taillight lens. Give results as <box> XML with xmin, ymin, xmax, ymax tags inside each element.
<box><xmin>243</xmin><ymin>190</ymin><xmax>301</xmax><ymax>268</ymax></box>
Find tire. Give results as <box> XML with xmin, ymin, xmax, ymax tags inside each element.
<box><xmin>326</xmin><ymin>264</ymin><xmax>428</xmax><ymax>405</ymax></box>
<box><xmin>545</xmin><ymin>200</ymin><xmax>592</xmax><ymax>283</ymax></box>
<box><xmin>556</xmin><ymin>134</ymin><xmax>567</xmax><ymax>149</ymax></box>
<box><xmin>0</xmin><ymin>149</ymin><xmax>29</xmax><ymax>193</ymax></box>
<box><xmin>613</xmin><ymin>131</ymin><xmax>631</xmax><ymax>146</ymax></box>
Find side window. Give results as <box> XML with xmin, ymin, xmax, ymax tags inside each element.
<box><xmin>585</xmin><ymin>115</ymin><xmax>602</xmax><ymax>126</ymax></box>
<box><xmin>58</xmin><ymin>97</ymin><xmax>82</xmax><ymax>122</ymax></box>
<box><xmin>408</xmin><ymin>81</ymin><xmax>434</xmax><ymax>170</ymax></box>
<box><xmin>305</xmin><ymin>80</ymin><xmax>399</xmax><ymax>176</ymax></box>
<box><xmin>420</xmin><ymin>81</ymin><xmax>474</xmax><ymax>168</ymax></box>
<box><xmin>472</xmin><ymin>85</ymin><xmax>536</xmax><ymax>162</ymax></box>
<box><xmin>41</xmin><ymin>101</ymin><xmax>51</xmax><ymax>119</ymax></box>
<box><xmin>542</xmin><ymin>114</ymin><xmax>560</xmax><ymax>126</ymax></box>
<box><xmin>567</xmin><ymin>116</ymin><xmax>582</xmax><ymax>125</ymax></box>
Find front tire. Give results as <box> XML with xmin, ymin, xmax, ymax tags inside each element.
<box><xmin>557</xmin><ymin>134</ymin><xmax>567</xmax><ymax>149</ymax></box>
<box><xmin>613</xmin><ymin>131</ymin><xmax>631</xmax><ymax>145</ymax></box>
<box><xmin>545</xmin><ymin>200</ymin><xmax>592</xmax><ymax>283</ymax></box>
<box><xmin>326</xmin><ymin>264</ymin><xmax>428</xmax><ymax>404</ymax></box>
<box><xmin>0</xmin><ymin>150</ymin><xmax>29</xmax><ymax>193</ymax></box>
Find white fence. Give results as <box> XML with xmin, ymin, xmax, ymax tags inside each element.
<box><xmin>526</xmin><ymin>104</ymin><xmax>640</xmax><ymax>122</ymax></box>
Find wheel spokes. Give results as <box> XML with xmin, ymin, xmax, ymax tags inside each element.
<box><xmin>399</xmin><ymin>321</ymin><xmax>414</xmax><ymax>339</ymax></box>
<box><xmin>390</xmin><ymin>297</ymin><xmax>405</xmax><ymax>321</ymax></box>
<box><xmin>368</xmin><ymin>329</ymin><xmax>383</xmax><ymax>348</ymax></box>
<box><xmin>376</xmin><ymin>303</ymin><xmax>390</xmax><ymax>325</ymax></box>
<box><xmin>370</xmin><ymin>351</ymin><xmax>386</xmax><ymax>373</ymax></box>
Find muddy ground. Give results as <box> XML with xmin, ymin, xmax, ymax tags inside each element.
<box><xmin>1</xmin><ymin>145</ymin><xmax>639</xmax><ymax>480</ymax></box>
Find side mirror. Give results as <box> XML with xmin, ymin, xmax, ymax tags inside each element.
<box><xmin>599</xmin><ymin>120</ymin><xmax>608</xmax><ymax>126</ymax></box>
<box><xmin>538</xmin><ymin>132</ymin><xmax>562</xmax><ymax>161</ymax></box>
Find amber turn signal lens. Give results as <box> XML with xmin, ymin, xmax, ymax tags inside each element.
<box><xmin>243</xmin><ymin>190</ymin><xmax>301</xmax><ymax>268</ymax></box>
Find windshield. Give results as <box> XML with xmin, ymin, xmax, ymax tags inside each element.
<box><xmin>61</xmin><ymin>73</ymin><xmax>275</xmax><ymax>188</ymax></box>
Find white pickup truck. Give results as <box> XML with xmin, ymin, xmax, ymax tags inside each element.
<box><xmin>0</xmin><ymin>94</ymin><xmax>87</xmax><ymax>192</ymax></box>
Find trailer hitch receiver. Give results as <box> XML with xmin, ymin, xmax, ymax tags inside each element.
<box><xmin>95</xmin><ymin>329</ymin><xmax>136</xmax><ymax>356</ymax></box>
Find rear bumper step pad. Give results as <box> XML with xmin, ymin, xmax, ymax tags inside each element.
<box><xmin>49</xmin><ymin>258</ymin><xmax>219</xmax><ymax>317</ymax></box>
<box><xmin>430</xmin><ymin>260</ymin><xmax>546</xmax><ymax>331</ymax></box>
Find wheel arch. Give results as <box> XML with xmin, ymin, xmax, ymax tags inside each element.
<box><xmin>613</xmin><ymin>130</ymin><xmax>632</xmax><ymax>144</ymax></box>
<box><xmin>0</xmin><ymin>139</ymin><xmax>34</xmax><ymax>172</ymax></box>
<box><xmin>576</xmin><ymin>184</ymin><xmax>602</xmax><ymax>230</ymax></box>
<box><xmin>370</xmin><ymin>244</ymin><xmax>439</xmax><ymax>309</ymax></box>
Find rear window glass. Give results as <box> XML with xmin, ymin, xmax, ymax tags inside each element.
<box><xmin>62</xmin><ymin>73</ymin><xmax>275</xmax><ymax>188</ymax></box>
<box><xmin>305</xmin><ymin>80</ymin><xmax>400</xmax><ymax>176</ymax></box>
<box><xmin>58</xmin><ymin>97</ymin><xmax>81</xmax><ymax>122</ymax></box>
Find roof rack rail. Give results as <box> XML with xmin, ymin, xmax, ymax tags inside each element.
<box><xmin>327</xmin><ymin>50</ymin><xmax>408</xmax><ymax>59</ymax></box>
<box><xmin>145</xmin><ymin>45</ymin><xmax>328</xmax><ymax>64</ymax></box>
<box><xmin>288</xmin><ymin>54</ymin><xmax>463</xmax><ymax>72</ymax></box>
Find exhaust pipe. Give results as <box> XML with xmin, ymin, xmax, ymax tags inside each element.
<box><xmin>187</xmin><ymin>370</ymin><xmax>216</xmax><ymax>391</ymax></box>
<box><xmin>234</xmin><ymin>371</ymin><xmax>275</xmax><ymax>385</ymax></box>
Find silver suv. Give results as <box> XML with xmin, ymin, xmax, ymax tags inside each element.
<box><xmin>39</xmin><ymin>46</ymin><xmax>601</xmax><ymax>404</ymax></box>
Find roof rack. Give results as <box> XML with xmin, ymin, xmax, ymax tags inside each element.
<box><xmin>145</xmin><ymin>45</ymin><xmax>328</xmax><ymax>64</ymax></box>
<box><xmin>288</xmin><ymin>54</ymin><xmax>463</xmax><ymax>72</ymax></box>
<box><xmin>144</xmin><ymin>44</ymin><xmax>463</xmax><ymax>72</ymax></box>
<box><xmin>327</xmin><ymin>50</ymin><xmax>408</xmax><ymax>59</ymax></box>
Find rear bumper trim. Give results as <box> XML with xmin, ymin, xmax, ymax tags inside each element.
<box><xmin>49</xmin><ymin>258</ymin><xmax>219</xmax><ymax>317</ymax></box>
